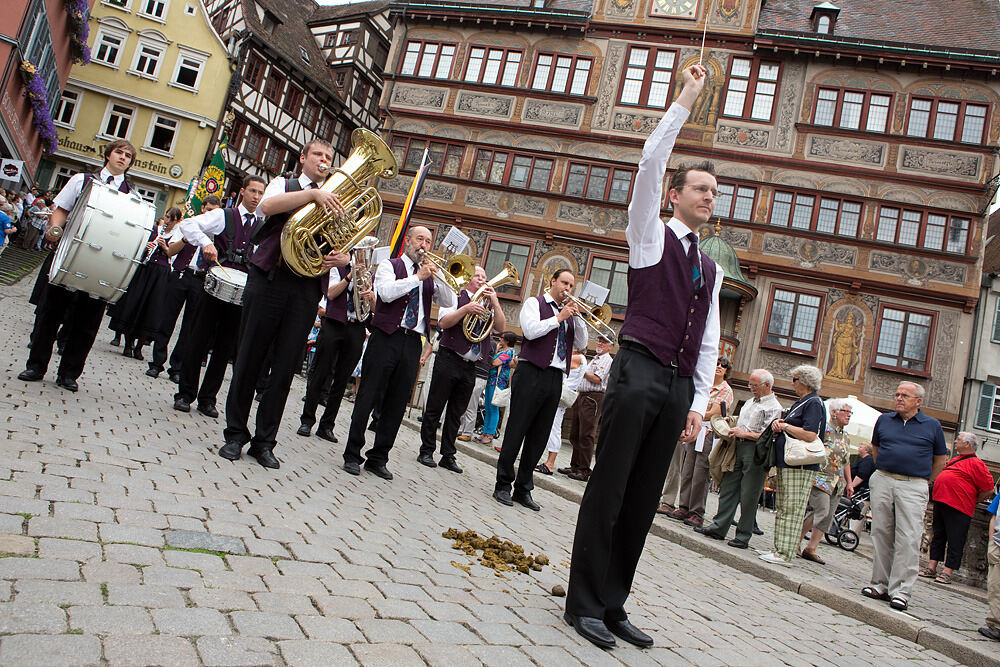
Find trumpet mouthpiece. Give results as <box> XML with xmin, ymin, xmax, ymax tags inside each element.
<box><xmin>317</xmin><ymin>163</ymin><xmax>330</xmax><ymax>173</ymax></box>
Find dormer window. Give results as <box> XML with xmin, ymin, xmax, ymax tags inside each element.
<box><xmin>300</xmin><ymin>46</ymin><xmax>310</xmax><ymax>64</ymax></box>
<box><xmin>810</xmin><ymin>2</ymin><xmax>840</xmax><ymax>34</ymax></box>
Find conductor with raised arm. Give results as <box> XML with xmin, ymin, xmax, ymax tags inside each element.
<box><xmin>565</xmin><ymin>64</ymin><xmax>721</xmax><ymax>649</ymax></box>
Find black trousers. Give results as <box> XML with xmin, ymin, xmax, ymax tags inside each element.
<box><xmin>495</xmin><ymin>361</ymin><xmax>563</xmax><ymax>494</ymax></box>
<box><xmin>26</xmin><ymin>279</ymin><xmax>106</xmax><ymax>381</ymax></box>
<box><xmin>223</xmin><ymin>265</ymin><xmax>319</xmax><ymax>451</ymax></box>
<box><xmin>344</xmin><ymin>328</ymin><xmax>422</xmax><ymax>467</ymax></box>
<box><xmin>149</xmin><ymin>270</ymin><xmax>203</xmax><ymax>373</ymax></box>
<box><xmin>166</xmin><ymin>273</ymin><xmax>206</xmax><ymax>375</ymax></box>
<box><xmin>419</xmin><ymin>347</ymin><xmax>476</xmax><ymax>460</ymax></box>
<box><xmin>176</xmin><ymin>291</ymin><xmax>242</xmax><ymax>407</ymax></box>
<box><xmin>929</xmin><ymin>501</ymin><xmax>973</xmax><ymax>570</ymax></box>
<box><xmin>566</xmin><ymin>343</ymin><xmax>693</xmax><ymax>622</ymax></box>
<box><xmin>300</xmin><ymin>318</ymin><xmax>366</xmax><ymax>431</ymax></box>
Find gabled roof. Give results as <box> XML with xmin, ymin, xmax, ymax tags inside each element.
<box><xmin>310</xmin><ymin>0</ymin><xmax>390</xmax><ymax>24</ymax></box>
<box><xmin>758</xmin><ymin>0</ymin><xmax>1000</xmax><ymax>54</ymax></box>
<box><xmin>390</xmin><ymin>0</ymin><xmax>593</xmax><ymax>20</ymax></box>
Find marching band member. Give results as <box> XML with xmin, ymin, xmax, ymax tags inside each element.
<box><xmin>565</xmin><ymin>64</ymin><xmax>720</xmax><ymax>650</ymax></box>
<box><xmin>493</xmin><ymin>268</ymin><xmax>586</xmax><ymax>511</ymax></box>
<box><xmin>342</xmin><ymin>226</ymin><xmax>455</xmax><ymax>480</ymax></box>
<box><xmin>418</xmin><ymin>265</ymin><xmax>505</xmax><ymax>474</ymax></box>
<box><xmin>219</xmin><ymin>141</ymin><xmax>349</xmax><ymax>469</ymax></box>
<box><xmin>18</xmin><ymin>139</ymin><xmax>137</xmax><ymax>392</ymax></box>
<box><xmin>172</xmin><ymin>177</ymin><xmax>266</xmax><ymax>417</ymax></box>
<box><xmin>296</xmin><ymin>257</ymin><xmax>374</xmax><ymax>441</ymax></box>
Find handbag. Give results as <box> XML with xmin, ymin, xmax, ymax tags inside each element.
<box><xmin>559</xmin><ymin>385</ymin><xmax>579</xmax><ymax>409</ymax></box>
<box><xmin>491</xmin><ymin>386</ymin><xmax>511</xmax><ymax>408</ymax></box>
<box><xmin>781</xmin><ymin>397</ymin><xmax>826</xmax><ymax>466</ymax></box>
<box><xmin>753</xmin><ymin>425</ymin><xmax>776</xmax><ymax>468</ymax></box>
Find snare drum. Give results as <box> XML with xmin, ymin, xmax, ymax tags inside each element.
<box><xmin>204</xmin><ymin>265</ymin><xmax>248</xmax><ymax>305</ymax></box>
<box><xmin>48</xmin><ymin>179</ymin><xmax>156</xmax><ymax>303</ymax></box>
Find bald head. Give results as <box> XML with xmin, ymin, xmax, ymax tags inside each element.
<box><xmin>405</xmin><ymin>226</ymin><xmax>433</xmax><ymax>263</ymax></box>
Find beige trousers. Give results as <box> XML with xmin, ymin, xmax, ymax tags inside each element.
<box><xmin>987</xmin><ymin>540</ymin><xmax>1000</xmax><ymax>629</ymax></box>
<box><xmin>869</xmin><ymin>470</ymin><xmax>929</xmax><ymax>602</ymax></box>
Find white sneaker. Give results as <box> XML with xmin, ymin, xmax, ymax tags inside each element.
<box><xmin>758</xmin><ymin>551</ymin><xmax>791</xmax><ymax>566</ymax></box>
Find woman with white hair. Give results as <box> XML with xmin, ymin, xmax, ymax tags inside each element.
<box><xmin>760</xmin><ymin>364</ymin><xmax>827</xmax><ymax>566</ymax></box>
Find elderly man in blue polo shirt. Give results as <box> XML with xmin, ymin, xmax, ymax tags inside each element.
<box><xmin>862</xmin><ymin>381</ymin><xmax>948</xmax><ymax>611</ymax></box>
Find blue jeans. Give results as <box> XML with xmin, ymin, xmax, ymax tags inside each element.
<box><xmin>483</xmin><ymin>382</ymin><xmax>499</xmax><ymax>435</ymax></box>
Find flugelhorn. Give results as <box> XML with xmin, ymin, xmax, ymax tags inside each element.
<box><xmin>462</xmin><ymin>262</ymin><xmax>520</xmax><ymax>343</ymax></box>
<box><xmin>280</xmin><ymin>129</ymin><xmax>397</xmax><ymax>277</ymax></box>
<box><xmin>561</xmin><ymin>290</ymin><xmax>617</xmax><ymax>344</ymax></box>
<box><xmin>349</xmin><ymin>236</ymin><xmax>378</xmax><ymax>322</ymax></box>
<box><xmin>419</xmin><ymin>249</ymin><xmax>475</xmax><ymax>294</ymax></box>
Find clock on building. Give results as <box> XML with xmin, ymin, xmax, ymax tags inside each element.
<box><xmin>650</xmin><ymin>0</ymin><xmax>699</xmax><ymax>19</ymax></box>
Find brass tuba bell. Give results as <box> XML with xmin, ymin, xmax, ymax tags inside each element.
<box><xmin>462</xmin><ymin>262</ymin><xmax>520</xmax><ymax>342</ymax></box>
<box><xmin>419</xmin><ymin>249</ymin><xmax>475</xmax><ymax>294</ymax></box>
<box><xmin>280</xmin><ymin>129</ymin><xmax>397</xmax><ymax>277</ymax></box>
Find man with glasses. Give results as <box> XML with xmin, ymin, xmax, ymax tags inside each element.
<box><xmin>696</xmin><ymin>369</ymin><xmax>783</xmax><ymax>548</ymax></box>
<box><xmin>861</xmin><ymin>381</ymin><xmax>947</xmax><ymax>611</ymax></box>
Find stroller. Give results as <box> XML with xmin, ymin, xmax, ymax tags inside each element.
<box><xmin>824</xmin><ymin>488</ymin><xmax>870</xmax><ymax>552</ymax></box>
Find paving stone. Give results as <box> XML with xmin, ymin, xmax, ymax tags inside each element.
<box><xmin>13</xmin><ymin>580</ymin><xmax>102</xmax><ymax>606</ymax></box>
<box><xmin>187</xmin><ymin>587</ymin><xmax>256</xmax><ymax>611</ymax></box>
<box><xmin>99</xmin><ymin>523</ymin><xmax>164</xmax><ymax>547</ymax></box>
<box><xmin>296</xmin><ymin>615</ymin><xmax>365</xmax><ymax>642</ymax></box>
<box><xmin>141</xmin><ymin>565</ymin><xmax>203</xmax><ymax>588</ymax></box>
<box><xmin>230</xmin><ymin>610</ymin><xmax>305</xmax><ymax>639</ymax></box>
<box><xmin>252</xmin><ymin>592</ymin><xmax>318</xmax><ymax>615</ymax></box>
<box><xmin>261</xmin><ymin>574</ymin><xmax>327</xmax><ymax>596</ymax></box>
<box><xmin>473</xmin><ymin>622</ymin><xmax>529</xmax><ymax>645</ymax></box>
<box><xmin>466</xmin><ymin>645</ymin><xmax>536</xmax><ymax>667</ymax></box>
<box><xmin>356</xmin><ymin>618</ymin><xmax>425</xmax><ymax>644</ymax></box>
<box><xmin>39</xmin><ymin>487</ymin><xmax>95</xmax><ymax>503</ymax></box>
<box><xmin>0</xmin><ymin>602</ymin><xmax>67</xmax><ymax>633</ymax></box>
<box><xmin>0</xmin><ymin>581</ymin><xmax>10</xmax><ymax>602</ymax></box>
<box><xmin>0</xmin><ymin>633</ymin><xmax>101</xmax><ymax>666</ymax></box>
<box><xmin>313</xmin><ymin>594</ymin><xmax>377</xmax><ymax>620</ymax></box>
<box><xmin>279</xmin><ymin>640</ymin><xmax>357</xmax><ymax>667</ymax></box>
<box><xmin>27</xmin><ymin>516</ymin><xmax>97</xmax><ymax>541</ymax></box>
<box><xmin>115</xmin><ymin>509</ymin><xmax>170</xmax><ymax>529</ymax></box>
<box><xmin>226</xmin><ymin>555</ymin><xmax>280</xmax><ymax>577</ymax></box>
<box><xmin>196</xmin><ymin>636</ymin><xmax>279</xmax><ymax>666</ymax></box>
<box><xmin>413</xmin><ymin>643</ymin><xmax>485</xmax><ymax>666</ymax></box>
<box><xmin>69</xmin><ymin>604</ymin><xmax>154</xmax><ymax>635</ymax></box>
<box><xmin>0</xmin><ymin>496</ymin><xmax>49</xmax><ymax>517</ymax></box>
<box><xmin>166</xmin><ymin>515</ymin><xmax>206</xmax><ymax>532</ymax></box>
<box><xmin>244</xmin><ymin>537</ymin><xmax>291</xmax><ymax>559</ymax></box>
<box><xmin>106</xmin><ymin>583</ymin><xmax>187</xmax><ymax>608</ymax></box>
<box><xmin>81</xmin><ymin>561</ymin><xmax>141</xmax><ymax>584</ymax></box>
<box><xmin>410</xmin><ymin>618</ymin><xmax>483</xmax><ymax>644</ymax></box>
<box><xmin>163</xmin><ymin>549</ymin><xmax>228</xmax><ymax>571</ymax></box>
<box><xmin>165</xmin><ymin>529</ymin><xmax>247</xmax><ymax>555</ymax></box>
<box><xmin>103</xmin><ymin>635</ymin><xmax>201</xmax><ymax>667</ymax></box>
<box><xmin>0</xmin><ymin>557</ymin><xmax>79</xmax><ymax>580</ymax></box>
<box><xmin>103</xmin><ymin>543</ymin><xmax>165</xmax><ymax>566</ymax></box>
<box><xmin>0</xmin><ymin>514</ymin><xmax>24</xmax><ymax>534</ymax></box>
<box><xmin>201</xmin><ymin>570</ymin><xmax>267</xmax><ymax>592</ymax></box>
<box><xmin>0</xmin><ymin>534</ymin><xmax>35</xmax><ymax>555</ymax></box>
<box><xmin>152</xmin><ymin>607</ymin><xmax>232</xmax><ymax>635</ymax></box>
<box><xmin>373</xmin><ymin>581</ymin><xmax>432</xmax><ymax>602</ymax></box>
<box><xmin>350</xmin><ymin>643</ymin><xmax>426</xmax><ymax>667</ymax></box>
<box><xmin>275</xmin><ymin>560</ymin><xmax>336</xmax><ymax>579</ymax></box>
<box><xmin>52</xmin><ymin>502</ymin><xmax>115</xmax><ymax>523</ymax></box>
<box><xmin>37</xmin><ymin>537</ymin><xmax>102</xmax><ymax>561</ymax></box>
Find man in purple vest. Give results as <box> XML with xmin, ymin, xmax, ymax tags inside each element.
<box><xmin>219</xmin><ymin>140</ymin><xmax>349</xmax><ymax>469</ymax></box>
<box><xmin>494</xmin><ymin>268</ymin><xmax>587</xmax><ymax>511</ymax></box>
<box><xmin>172</xmin><ymin>176</ymin><xmax>266</xmax><ymax>417</ymax></box>
<box><xmin>19</xmin><ymin>139</ymin><xmax>136</xmax><ymax>392</ymax></box>
<box><xmin>418</xmin><ymin>265</ymin><xmax>506</xmax><ymax>473</ymax></box>
<box><xmin>565</xmin><ymin>64</ymin><xmax>722</xmax><ymax>650</ymax></box>
<box><xmin>342</xmin><ymin>226</ymin><xmax>455</xmax><ymax>479</ymax></box>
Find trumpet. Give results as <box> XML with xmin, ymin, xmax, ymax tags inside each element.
<box><xmin>561</xmin><ymin>290</ymin><xmax>617</xmax><ymax>344</ymax></box>
<box><xmin>349</xmin><ymin>236</ymin><xmax>378</xmax><ymax>322</ymax></box>
<box><xmin>418</xmin><ymin>249</ymin><xmax>475</xmax><ymax>294</ymax></box>
<box><xmin>462</xmin><ymin>262</ymin><xmax>520</xmax><ymax>343</ymax></box>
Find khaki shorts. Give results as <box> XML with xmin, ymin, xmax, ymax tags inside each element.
<box><xmin>804</xmin><ymin>485</ymin><xmax>840</xmax><ymax>533</ymax></box>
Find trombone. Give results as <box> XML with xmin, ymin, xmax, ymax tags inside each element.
<box><xmin>418</xmin><ymin>249</ymin><xmax>475</xmax><ymax>294</ymax></box>
<box><xmin>562</xmin><ymin>290</ymin><xmax>617</xmax><ymax>344</ymax></box>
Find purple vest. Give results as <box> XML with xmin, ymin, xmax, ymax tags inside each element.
<box><xmin>439</xmin><ymin>290</ymin><xmax>475</xmax><ymax>356</ymax></box>
<box><xmin>619</xmin><ymin>226</ymin><xmax>717</xmax><ymax>375</ymax></box>
<box><xmin>371</xmin><ymin>257</ymin><xmax>433</xmax><ymax>337</ymax></box>
<box><xmin>249</xmin><ymin>178</ymin><xmax>301</xmax><ymax>272</ymax></box>
<box><xmin>321</xmin><ymin>265</ymin><xmax>351</xmax><ymax>323</ymax></box>
<box><xmin>83</xmin><ymin>172</ymin><xmax>131</xmax><ymax>194</ymax></box>
<box><xmin>213</xmin><ymin>207</ymin><xmax>254</xmax><ymax>270</ymax></box>
<box><xmin>519</xmin><ymin>295</ymin><xmax>575</xmax><ymax>375</ymax></box>
<box><xmin>172</xmin><ymin>241</ymin><xmax>197</xmax><ymax>272</ymax></box>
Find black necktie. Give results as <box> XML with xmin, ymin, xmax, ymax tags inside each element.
<box><xmin>687</xmin><ymin>232</ymin><xmax>703</xmax><ymax>289</ymax></box>
<box><xmin>243</xmin><ymin>213</ymin><xmax>255</xmax><ymax>236</ymax></box>
<box><xmin>105</xmin><ymin>175</ymin><xmax>114</xmax><ymax>185</ymax></box>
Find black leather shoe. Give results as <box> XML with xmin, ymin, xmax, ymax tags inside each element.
<box><xmin>110</xmin><ymin>334</ymin><xmax>121</xmax><ymax>347</ymax></box>
<box><xmin>605</xmin><ymin>618</ymin><xmax>653</xmax><ymax>648</ymax></box>
<box><xmin>168</xmin><ymin>371</ymin><xmax>181</xmax><ymax>384</ymax></box>
<box><xmin>132</xmin><ymin>347</ymin><xmax>144</xmax><ymax>361</ymax></box>
<box><xmin>296</xmin><ymin>424</ymin><xmax>312</xmax><ymax>437</ymax></box>
<box><xmin>248</xmin><ymin>447</ymin><xmax>280</xmax><ymax>469</ymax></box>
<box><xmin>727</xmin><ymin>539</ymin><xmax>749</xmax><ymax>549</ymax></box>
<box><xmin>173</xmin><ymin>397</ymin><xmax>191</xmax><ymax>413</ymax></box>
<box><xmin>122</xmin><ymin>344</ymin><xmax>133</xmax><ymax>357</ymax></box>
<box><xmin>417</xmin><ymin>453</ymin><xmax>437</xmax><ymax>468</ymax></box>
<box><xmin>145</xmin><ymin>368</ymin><xmax>159</xmax><ymax>378</ymax></box>
<box><xmin>512</xmin><ymin>491</ymin><xmax>540</xmax><ymax>512</ymax></box>
<box><xmin>55</xmin><ymin>377</ymin><xmax>78</xmax><ymax>392</ymax></box>
<box><xmin>439</xmin><ymin>458</ymin><xmax>462</xmax><ymax>474</ymax></box>
<box><xmin>316</xmin><ymin>428</ymin><xmax>338</xmax><ymax>443</ymax></box>
<box><xmin>218</xmin><ymin>441</ymin><xmax>242</xmax><ymax>461</ymax></box>
<box><xmin>493</xmin><ymin>489</ymin><xmax>513</xmax><ymax>506</ymax></box>
<box><xmin>753</xmin><ymin>526</ymin><xmax>765</xmax><ymax>536</ymax></box>
<box><xmin>197</xmin><ymin>403</ymin><xmax>219</xmax><ymax>418</ymax></box>
<box><xmin>343</xmin><ymin>461</ymin><xmax>360</xmax><ymax>475</ymax></box>
<box><xmin>563</xmin><ymin>612</ymin><xmax>615</xmax><ymax>649</ymax></box>
<box><xmin>18</xmin><ymin>369</ymin><xmax>43</xmax><ymax>382</ymax></box>
<box><xmin>694</xmin><ymin>525</ymin><xmax>725</xmax><ymax>540</ymax></box>
<box><xmin>364</xmin><ymin>462</ymin><xmax>393</xmax><ymax>480</ymax></box>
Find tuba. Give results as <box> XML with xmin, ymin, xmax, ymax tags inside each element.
<box><xmin>419</xmin><ymin>249</ymin><xmax>475</xmax><ymax>294</ymax></box>
<box><xmin>562</xmin><ymin>290</ymin><xmax>618</xmax><ymax>344</ymax></box>
<box><xmin>349</xmin><ymin>235</ymin><xmax>379</xmax><ymax>322</ymax></box>
<box><xmin>280</xmin><ymin>128</ymin><xmax>397</xmax><ymax>277</ymax></box>
<box><xmin>462</xmin><ymin>262</ymin><xmax>520</xmax><ymax>343</ymax></box>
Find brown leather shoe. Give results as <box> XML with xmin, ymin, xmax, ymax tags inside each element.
<box><xmin>801</xmin><ymin>549</ymin><xmax>826</xmax><ymax>565</ymax></box>
<box><xmin>683</xmin><ymin>515</ymin><xmax>703</xmax><ymax>528</ymax></box>
<box><xmin>666</xmin><ymin>509</ymin><xmax>690</xmax><ymax>521</ymax></box>
<box><xmin>457</xmin><ymin>435</ymin><xmax>472</xmax><ymax>441</ymax></box>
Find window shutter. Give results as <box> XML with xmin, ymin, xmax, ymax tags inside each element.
<box><xmin>975</xmin><ymin>383</ymin><xmax>996</xmax><ymax>430</ymax></box>
<box><xmin>992</xmin><ymin>300</ymin><xmax>1000</xmax><ymax>343</ymax></box>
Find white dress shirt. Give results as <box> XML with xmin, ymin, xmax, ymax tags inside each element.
<box><xmin>736</xmin><ymin>392</ymin><xmax>784</xmax><ymax>436</ymax></box>
<box><xmin>623</xmin><ymin>101</ymin><xmax>723</xmax><ymax>417</ymax></box>
<box><xmin>437</xmin><ymin>289</ymin><xmax>480</xmax><ymax>361</ymax></box>
<box><xmin>178</xmin><ymin>204</ymin><xmax>258</xmax><ymax>249</ymax></box>
<box><xmin>519</xmin><ymin>292</ymin><xmax>588</xmax><ymax>370</ymax></box>
<box><xmin>577</xmin><ymin>351</ymin><xmax>612</xmax><ymax>392</ymax></box>
<box><xmin>260</xmin><ymin>173</ymin><xmax>319</xmax><ymax>206</ymax></box>
<box><xmin>374</xmin><ymin>254</ymin><xmax>456</xmax><ymax>334</ymax></box>
<box><xmin>53</xmin><ymin>168</ymin><xmax>125</xmax><ymax>212</ymax></box>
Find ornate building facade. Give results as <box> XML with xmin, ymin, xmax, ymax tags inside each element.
<box><xmin>376</xmin><ymin>0</ymin><xmax>1000</xmax><ymax>432</ymax></box>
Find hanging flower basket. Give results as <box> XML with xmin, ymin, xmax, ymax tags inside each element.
<box><xmin>19</xmin><ymin>61</ymin><xmax>58</xmax><ymax>155</ymax></box>
<box><xmin>65</xmin><ymin>0</ymin><xmax>91</xmax><ymax>65</ymax></box>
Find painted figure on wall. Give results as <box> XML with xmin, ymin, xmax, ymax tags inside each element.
<box><xmin>827</xmin><ymin>309</ymin><xmax>862</xmax><ymax>381</ymax></box>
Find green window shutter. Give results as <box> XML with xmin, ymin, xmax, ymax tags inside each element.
<box><xmin>992</xmin><ymin>300</ymin><xmax>1000</xmax><ymax>343</ymax></box>
<box><xmin>976</xmin><ymin>382</ymin><xmax>996</xmax><ymax>430</ymax></box>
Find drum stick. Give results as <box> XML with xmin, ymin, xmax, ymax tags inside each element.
<box><xmin>213</xmin><ymin>260</ymin><xmax>232</xmax><ymax>279</ymax></box>
<box><xmin>699</xmin><ymin>16</ymin><xmax>709</xmax><ymax>64</ymax></box>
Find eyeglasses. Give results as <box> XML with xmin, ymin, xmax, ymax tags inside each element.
<box><xmin>748</xmin><ymin>383</ymin><xmax>762</xmax><ymax>390</ymax></box>
<box><xmin>686</xmin><ymin>184</ymin><xmax>719</xmax><ymax>198</ymax></box>
<box><xmin>717</xmin><ymin>362</ymin><xmax>729</xmax><ymax>369</ymax></box>
<box><xmin>894</xmin><ymin>393</ymin><xmax>916</xmax><ymax>399</ymax></box>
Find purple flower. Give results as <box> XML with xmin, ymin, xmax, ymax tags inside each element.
<box><xmin>64</xmin><ymin>0</ymin><xmax>91</xmax><ymax>65</ymax></box>
<box><xmin>19</xmin><ymin>61</ymin><xmax>58</xmax><ymax>154</ymax></box>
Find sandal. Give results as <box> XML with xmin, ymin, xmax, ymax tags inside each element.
<box><xmin>535</xmin><ymin>464</ymin><xmax>553</xmax><ymax>475</ymax></box>
<box><xmin>918</xmin><ymin>567</ymin><xmax>936</xmax><ymax>578</ymax></box>
<box><xmin>934</xmin><ymin>573</ymin><xmax>952</xmax><ymax>585</ymax></box>
<box><xmin>861</xmin><ymin>586</ymin><xmax>889</xmax><ymax>601</ymax></box>
<box><xmin>889</xmin><ymin>596</ymin><xmax>908</xmax><ymax>611</ymax></box>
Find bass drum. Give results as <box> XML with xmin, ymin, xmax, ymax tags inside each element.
<box><xmin>48</xmin><ymin>179</ymin><xmax>156</xmax><ymax>303</ymax></box>
<box><xmin>203</xmin><ymin>265</ymin><xmax>248</xmax><ymax>305</ymax></box>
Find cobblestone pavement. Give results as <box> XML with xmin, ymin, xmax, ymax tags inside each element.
<box><xmin>0</xmin><ymin>274</ymin><xmax>974</xmax><ymax>666</ymax></box>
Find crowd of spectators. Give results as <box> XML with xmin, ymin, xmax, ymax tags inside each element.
<box><xmin>0</xmin><ymin>185</ymin><xmax>56</xmax><ymax>253</ymax></box>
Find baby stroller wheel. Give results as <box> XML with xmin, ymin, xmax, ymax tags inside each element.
<box><xmin>838</xmin><ymin>529</ymin><xmax>859</xmax><ymax>552</ymax></box>
<box><xmin>825</xmin><ymin>531</ymin><xmax>839</xmax><ymax>546</ymax></box>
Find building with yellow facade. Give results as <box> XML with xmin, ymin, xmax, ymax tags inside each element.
<box><xmin>36</xmin><ymin>0</ymin><xmax>231</xmax><ymax>215</ymax></box>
